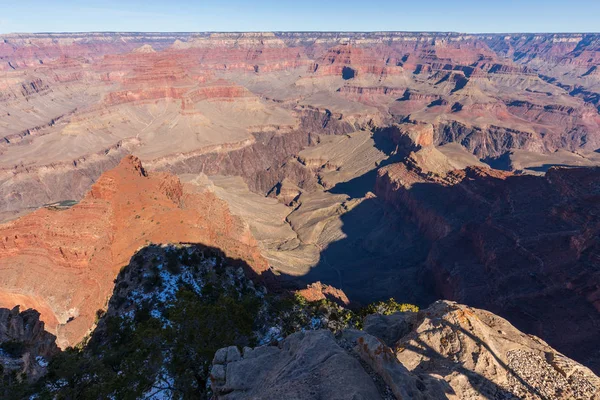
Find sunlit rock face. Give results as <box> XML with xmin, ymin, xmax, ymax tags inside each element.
<box><xmin>1</xmin><ymin>31</ymin><xmax>600</xmax><ymax>377</ymax></box>
<box><xmin>0</xmin><ymin>156</ymin><xmax>268</xmax><ymax>348</ymax></box>
<box><xmin>212</xmin><ymin>301</ymin><xmax>600</xmax><ymax>400</ymax></box>
<box><xmin>2</xmin><ymin>32</ymin><xmax>600</xmax><ymax>222</ymax></box>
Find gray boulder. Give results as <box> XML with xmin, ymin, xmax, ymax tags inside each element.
<box><xmin>211</xmin><ymin>330</ymin><xmax>386</xmax><ymax>399</ymax></box>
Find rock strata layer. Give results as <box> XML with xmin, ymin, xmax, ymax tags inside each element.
<box><xmin>0</xmin><ymin>156</ymin><xmax>268</xmax><ymax>347</ymax></box>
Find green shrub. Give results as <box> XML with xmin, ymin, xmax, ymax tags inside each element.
<box><xmin>360</xmin><ymin>298</ymin><xmax>419</xmax><ymax>317</ymax></box>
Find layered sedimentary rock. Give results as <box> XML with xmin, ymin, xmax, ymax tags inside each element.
<box><xmin>2</xmin><ymin>31</ymin><xmax>600</xmax><ymax>222</ymax></box>
<box><xmin>1</xmin><ymin>31</ymin><xmax>600</xmax><ymax>376</ymax></box>
<box><xmin>375</xmin><ymin>148</ymin><xmax>600</xmax><ymax>372</ymax></box>
<box><xmin>0</xmin><ymin>156</ymin><xmax>267</xmax><ymax>347</ymax></box>
<box><xmin>296</xmin><ymin>281</ymin><xmax>350</xmax><ymax>306</ymax></box>
<box><xmin>212</xmin><ymin>301</ymin><xmax>600</xmax><ymax>399</ymax></box>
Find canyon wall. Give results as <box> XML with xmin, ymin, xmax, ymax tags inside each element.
<box><xmin>375</xmin><ymin>154</ymin><xmax>600</xmax><ymax>372</ymax></box>
<box><xmin>1</xmin><ymin>31</ymin><xmax>600</xmax><ymax>220</ymax></box>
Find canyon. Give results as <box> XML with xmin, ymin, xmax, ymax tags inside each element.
<box><xmin>2</xmin><ymin>32</ymin><xmax>600</xmax><ymax>222</ymax></box>
<box><xmin>0</xmin><ymin>30</ymin><xmax>599</xmax><ymax>392</ymax></box>
<box><xmin>4</xmin><ymin>244</ymin><xmax>598</xmax><ymax>398</ymax></box>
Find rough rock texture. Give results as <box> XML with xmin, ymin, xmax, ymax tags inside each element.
<box><xmin>0</xmin><ymin>156</ymin><xmax>268</xmax><ymax>348</ymax></box>
<box><xmin>362</xmin><ymin>312</ymin><xmax>416</xmax><ymax>347</ymax></box>
<box><xmin>296</xmin><ymin>281</ymin><xmax>350</xmax><ymax>306</ymax></box>
<box><xmin>2</xmin><ymin>32</ymin><xmax>600</xmax><ymax>220</ymax></box>
<box><xmin>213</xmin><ymin>301</ymin><xmax>600</xmax><ymax>400</ymax></box>
<box><xmin>0</xmin><ymin>306</ymin><xmax>59</xmax><ymax>381</ymax></box>
<box><xmin>211</xmin><ymin>330</ymin><xmax>385</xmax><ymax>399</ymax></box>
<box><xmin>375</xmin><ymin>155</ymin><xmax>600</xmax><ymax>372</ymax></box>
<box><xmin>2</xmin><ymin>30</ymin><xmax>600</xmax><ymax>377</ymax></box>
<box><xmin>356</xmin><ymin>301</ymin><xmax>600</xmax><ymax>399</ymax></box>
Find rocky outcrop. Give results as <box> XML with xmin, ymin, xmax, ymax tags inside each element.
<box><xmin>0</xmin><ymin>306</ymin><xmax>59</xmax><ymax>382</ymax></box>
<box><xmin>296</xmin><ymin>282</ymin><xmax>350</xmax><ymax>306</ymax></box>
<box><xmin>149</xmin><ymin>109</ymin><xmax>362</xmax><ymax>195</ymax></box>
<box><xmin>211</xmin><ymin>330</ymin><xmax>386</xmax><ymax>399</ymax></box>
<box><xmin>432</xmin><ymin>120</ymin><xmax>540</xmax><ymax>158</ymax></box>
<box><xmin>212</xmin><ymin>301</ymin><xmax>600</xmax><ymax>399</ymax></box>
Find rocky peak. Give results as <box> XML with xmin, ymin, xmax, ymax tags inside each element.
<box><xmin>0</xmin><ymin>157</ymin><xmax>268</xmax><ymax>348</ymax></box>
<box><xmin>119</xmin><ymin>154</ymin><xmax>147</xmax><ymax>177</ymax></box>
<box><xmin>132</xmin><ymin>44</ymin><xmax>156</xmax><ymax>54</ymax></box>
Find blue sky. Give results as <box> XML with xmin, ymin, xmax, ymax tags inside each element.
<box><xmin>1</xmin><ymin>0</ymin><xmax>599</xmax><ymax>33</ymax></box>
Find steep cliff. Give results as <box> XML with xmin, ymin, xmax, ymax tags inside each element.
<box><xmin>2</xmin><ymin>31</ymin><xmax>600</xmax><ymax>221</ymax></box>
<box><xmin>7</xmin><ymin>243</ymin><xmax>597</xmax><ymax>399</ymax></box>
<box><xmin>0</xmin><ymin>306</ymin><xmax>59</xmax><ymax>386</ymax></box>
<box><xmin>375</xmin><ymin>152</ymin><xmax>600</xmax><ymax>372</ymax></box>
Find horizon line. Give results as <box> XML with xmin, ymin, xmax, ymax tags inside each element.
<box><xmin>2</xmin><ymin>30</ymin><xmax>600</xmax><ymax>36</ymax></box>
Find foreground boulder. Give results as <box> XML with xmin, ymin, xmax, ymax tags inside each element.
<box><xmin>212</xmin><ymin>301</ymin><xmax>600</xmax><ymax>399</ymax></box>
<box><xmin>211</xmin><ymin>330</ymin><xmax>385</xmax><ymax>399</ymax></box>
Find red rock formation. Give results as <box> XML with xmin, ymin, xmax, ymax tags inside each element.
<box><xmin>101</xmin><ymin>53</ymin><xmax>251</xmax><ymax>106</ymax></box>
<box><xmin>0</xmin><ymin>156</ymin><xmax>268</xmax><ymax>348</ymax></box>
<box><xmin>337</xmin><ymin>85</ymin><xmax>406</xmax><ymax>105</ymax></box>
<box><xmin>0</xmin><ymin>33</ymin><xmax>185</xmax><ymax>70</ymax></box>
<box><xmin>183</xmin><ymin>80</ymin><xmax>251</xmax><ymax>104</ymax></box>
<box><xmin>296</xmin><ymin>282</ymin><xmax>350</xmax><ymax>306</ymax></box>
<box><xmin>0</xmin><ymin>30</ymin><xmax>599</xmax><ymax>374</ymax></box>
<box><xmin>311</xmin><ymin>45</ymin><xmax>404</xmax><ymax>79</ymax></box>
<box><xmin>376</xmin><ymin>123</ymin><xmax>435</xmax><ymax>151</ymax></box>
<box><xmin>338</xmin><ymin>86</ymin><xmax>405</xmax><ymax>97</ymax></box>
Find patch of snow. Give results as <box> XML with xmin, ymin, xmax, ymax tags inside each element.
<box><xmin>310</xmin><ymin>317</ymin><xmax>322</xmax><ymax>330</ymax></box>
<box><xmin>128</xmin><ymin>262</ymin><xmax>206</xmax><ymax>312</ymax></box>
<box><xmin>258</xmin><ymin>326</ymin><xmax>283</xmax><ymax>345</ymax></box>
<box><xmin>36</xmin><ymin>356</ymin><xmax>48</xmax><ymax>368</ymax></box>
<box><xmin>142</xmin><ymin>368</ymin><xmax>175</xmax><ymax>399</ymax></box>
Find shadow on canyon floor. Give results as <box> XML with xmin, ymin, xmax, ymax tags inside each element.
<box><xmin>528</xmin><ymin>163</ymin><xmax>575</xmax><ymax>172</ymax></box>
<box><xmin>327</xmin><ymin>128</ymin><xmax>404</xmax><ymax>199</ymax></box>
<box><xmin>281</xmin><ymin>138</ymin><xmax>600</xmax><ymax>374</ymax></box>
<box><xmin>287</xmin><ymin>196</ymin><xmax>435</xmax><ymax>307</ymax></box>
<box><xmin>340</xmin><ymin>186</ymin><xmax>599</xmax><ymax>372</ymax></box>
<box><xmin>296</xmin><ymin>127</ymin><xmax>436</xmax><ymax>306</ymax></box>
